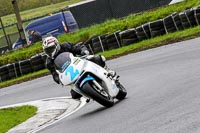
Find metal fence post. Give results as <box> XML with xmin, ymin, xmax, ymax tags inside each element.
<box><xmin>0</xmin><ymin>17</ymin><xmax>11</xmax><ymax>50</ymax></box>
<box><xmin>11</xmin><ymin>0</ymin><xmax>27</xmax><ymax>47</ymax></box>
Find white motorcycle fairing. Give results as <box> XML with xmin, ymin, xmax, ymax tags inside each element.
<box><xmin>54</xmin><ymin>52</ymin><xmax>127</xmax><ymax>107</ymax></box>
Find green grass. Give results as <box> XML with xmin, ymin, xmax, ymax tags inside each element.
<box><xmin>1</xmin><ymin>0</ymin><xmax>200</xmax><ymax>87</ymax></box>
<box><xmin>0</xmin><ymin>43</ymin><xmax>43</xmax><ymax>66</ymax></box>
<box><xmin>1</xmin><ymin>0</ymin><xmax>200</xmax><ymax>66</ymax></box>
<box><xmin>0</xmin><ymin>0</ymin><xmax>83</xmax><ymax>41</ymax></box>
<box><xmin>51</xmin><ymin>0</ymin><xmax>200</xmax><ymax>54</ymax></box>
<box><xmin>0</xmin><ymin>105</ymin><xmax>37</xmax><ymax>133</ymax></box>
<box><xmin>101</xmin><ymin>25</ymin><xmax>200</xmax><ymax>58</ymax></box>
<box><xmin>2</xmin><ymin>0</ymin><xmax>83</xmax><ymax>26</ymax></box>
<box><xmin>0</xmin><ymin>69</ymin><xmax>49</xmax><ymax>88</ymax></box>
<box><xmin>57</xmin><ymin>0</ymin><xmax>200</xmax><ymax>43</ymax></box>
<box><xmin>1</xmin><ymin>25</ymin><xmax>200</xmax><ymax>89</ymax></box>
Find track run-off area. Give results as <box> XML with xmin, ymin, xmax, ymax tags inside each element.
<box><xmin>1</xmin><ymin>37</ymin><xmax>200</xmax><ymax>133</ymax></box>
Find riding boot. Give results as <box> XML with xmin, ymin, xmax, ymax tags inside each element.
<box><xmin>70</xmin><ymin>89</ymin><xmax>82</xmax><ymax>100</ymax></box>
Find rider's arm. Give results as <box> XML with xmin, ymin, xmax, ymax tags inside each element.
<box><xmin>61</xmin><ymin>42</ymin><xmax>89</xmax><ymax>55</ymax></box>
<box><xmin>73</xmin><ymin>42</ymin><xmax>90</xmax><ymax>55</ymax></box>
<box><xmin>46</xmin><ymin>57</ymin><xmax>60</xmax><ymax>84</ymax></box>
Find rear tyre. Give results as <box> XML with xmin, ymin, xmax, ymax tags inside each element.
<box><xmin>82</xmin><ymin>81</ymin><xmax>114</xmax><ymax>107</ymax></box>
<box><xmin>116</xmin><ymin>81</ymin><xmax>127</xmax><ymax>100</ymax></box>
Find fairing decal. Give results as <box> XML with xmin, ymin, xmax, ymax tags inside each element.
<box><xmin>80</xmin><ymin>76</ymin><xmax>94</xmax><ymax>88</ymax></box>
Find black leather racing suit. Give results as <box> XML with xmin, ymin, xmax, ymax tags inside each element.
<box><xmin>46</xmin><ymin>42</ymin><xmax>105</xmax><ymax>99</ymax></box>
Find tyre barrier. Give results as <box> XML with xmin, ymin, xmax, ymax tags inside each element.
<box><xmin>0</xmin><ymin>53</ymin><xmax>46</xmax><ymax>83</ymax></box>
<box><xmin>119</xmin><ymin>28</ymin><xmax>138</xmax><ymax>46</ymax></box>
<box><xmin>143</xmin><ymin>23</ymin><xmax>151</xmax><ymax>39</ymax></box>
<box><xmin>84</xmin><ymin>35</ymin><xmax>98</xmax><ymax>55</ymax></box>
<box><xmin>0</xmin><ymin>65</ymin><xmax>10</xmax><ymax>82</ymax></box>
<box><xmin>149</xmin><ymin>19</ymin><xmax>166</xmax><ymax>37</ymax></box>
<box><xmin>179</xmin><ymin>11</ymin><xmax>192</xmax><ymax>29</ymax></box>
<box><xmin>194</xmin><ymin>6</ymin><xmax>200</xmax><ymax>25</ymax></box>
<box><xmin>1</xmin><ymin>5</ymin><xmax>200</xmax><ymax>83</ymax></box>
<box><xmin>185</xmin><ymin>9</ymin><xmax>198</xmax><ymax>27</ymax></box>
<box><xmin>87</xmin><ymin>5</ymin><xmax>200</xmax><ymax>56</ymax></box>
<box><xmin>30</xmin><ymin>54</ymin><xmax>46</xmax><ymax>71</ymax></box>
<box><xmin>92</xmin><ymin>34</ymin><xmax>108</xmax><ymax>54</ymax></box>
<box><xmin>163</xmin><ymin>13</ymin><xmax>178</xmax><ymax>33</ymax></box>
<box><xmin>85</xmin><ymin>43</ymin><xmax>94</xmax><ymax>55</ymax></box>
<box><xmin>7</xmin><ymin>64</ymin><xmax>17</xmax><ymax>79</ymax></box>
<box><xmin>19</xmin><ymin>59</ymin><xmax>33</xmax><ymax>75</ymax></box>
<box><xmin>170</xmin><ymin>13</ymin><xmax>183</xmax><ymax>31</ymax></box>
<box><xmin>92</xmin><ymin>36</ymin><xmax>102</xmax><ymax>54</ymax></box>
<box><xmin>105</xmin><ymin>31</ymin><xmax>121</xmax><ymax>50</ymax></box>
<box><xmin>178</xmin><ymin>9</ymin><xmax>198</xmax><ymax>29</ymax></box>
<box><xmin>13</xmin><ymin>62</ymin><xmax>22</xmax><ymax>77</ymax></box>
<box><xmin>174</xmin><ymin>13</ymin><xmax>185</xmax><ymax>30</ymax></box>
<box><xmin>100</xmin><ymin>34</ymin><xmax>109</xmax><ymax>51</ymax></box>
<box><xmin>136</xmin><ymin>25</ymin><xmax>149</xmax><ymax>41</ymax></box>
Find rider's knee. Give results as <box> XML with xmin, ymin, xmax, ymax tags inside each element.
<box><xmin>70</xmin><ymin>89</ymin><xmax>82</xmax><ymax>99</ymax></box>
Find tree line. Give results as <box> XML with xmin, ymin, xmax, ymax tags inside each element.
<box><xmin>0</xmin><ymin>0</ymin><xmax>67</xmax><ymax>17</ymax></box>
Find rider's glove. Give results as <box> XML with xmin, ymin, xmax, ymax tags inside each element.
<box><xmin>86</xmin><ymin>55</ymin><xmax>94</xmax><ymax>60</ymax></box>
<box><xmin>81</xmin><ymin>50</ymin><xmax>90</xmax><ymax>55</ymax></box>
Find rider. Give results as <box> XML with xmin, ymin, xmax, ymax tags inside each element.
<box><xmin>42</xmin><ymin>36</ymin><xmax>116</xmax><ymax>99</ymax></box>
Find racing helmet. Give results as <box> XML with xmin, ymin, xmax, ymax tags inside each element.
<box><xmin>42</xmin><ymin>36</ymin><xmax>61</xmax><ymax>59</ymax></box>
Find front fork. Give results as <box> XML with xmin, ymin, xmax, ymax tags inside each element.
<box><xmin>92</xmin><ymin>80</ymin><xmax>111</xmax><ymax>96</ymax></box>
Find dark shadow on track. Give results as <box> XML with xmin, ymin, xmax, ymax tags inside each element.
<box><xmin>79</xmin><ymin>98</ymin><xmax>128</xmax><ymax>118</ymax></box>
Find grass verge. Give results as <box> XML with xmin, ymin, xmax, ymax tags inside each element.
<box><xmin>0</xmin><ymin>69</ymin><xmax>49</xmax><ymax>89</ymax></box>
<box><xmin>0</xmin><ymin>0</ymin><xmax>83</xmax><ymax>38</ymax></box>
<box><xmin>1</xmin><ymin>0</ymin><xmax>200</xmax><ymax>65</ymax></box>
<box><xmin>57</xmin><ymin>0</ymin><xmax>200</xmax><ymax>43</ymax></box>
<box><xmin>2</xmin><ymin>0</ymin><xmax>83</xmax><ymax>25</ymax></box>
<box><xmin>1</xmin><ymin>25</ymin><xmax>200</xmax><ymax>89</ymax></box>
<box><xmin>0</xmin><ymin>105</ymin><xmax>37</xmax><ymax>133</ymax></box>
<box><xmin>1</xmin><ymin>0</ymin><xmax>200</xmax><ymax>88</ymax></box>
<box><xmin>102</xmin><ymin>25</ymin><xmax>200</xmax><ymax>58</ymax></box>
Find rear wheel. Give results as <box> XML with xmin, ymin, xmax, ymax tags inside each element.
<box><xmin>81</xmin><ymin>81</ymin><xmax>114</xmax><ymax>107</ymax></box>
<box><xmin>116</xmin><ymin>81</ymin><xmax>127</xmax><ymax>100</ymax></box>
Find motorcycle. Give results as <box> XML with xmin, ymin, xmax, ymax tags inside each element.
<box><xmin>54</xmin><ymin>52</ymin><xmax>127</xmax><ymax>107</ymax></box>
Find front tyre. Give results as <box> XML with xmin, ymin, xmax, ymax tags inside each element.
<box><xmin>116</xmin><ymin>81</ymin><xmax>127</xmax><ymax>100</ymax></box>
<box><xmin>81</xmin><ymin>81</ymin><xmax>114</xmax><ymax>107</ymax></box>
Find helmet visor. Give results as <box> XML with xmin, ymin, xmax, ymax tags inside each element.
<box><xmin>44</xmin><ymin>45</ymin><xmax>56</xmax><ymax>57</ymax></box>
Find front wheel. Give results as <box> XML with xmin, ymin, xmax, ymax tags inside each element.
<box><xmin>81</xmin><ymin>81</ymin><xmax>114</xmax><ymax>107</ymax></box>
<box><xmin>115</xmin><ymin>81</ymin><xmax>127</xmax><ymax>100</ymax></box>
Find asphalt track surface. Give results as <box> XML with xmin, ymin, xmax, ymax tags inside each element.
<box><xmin>1</xmin><ymin>37</ymin><xmax>200</xmax><ymax>133</ymax></box>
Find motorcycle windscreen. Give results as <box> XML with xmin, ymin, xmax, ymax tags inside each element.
<box><xmin>54</xmin><ymin>52</ymin><xmax>71</xmax><ymax>72</ymax></box>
